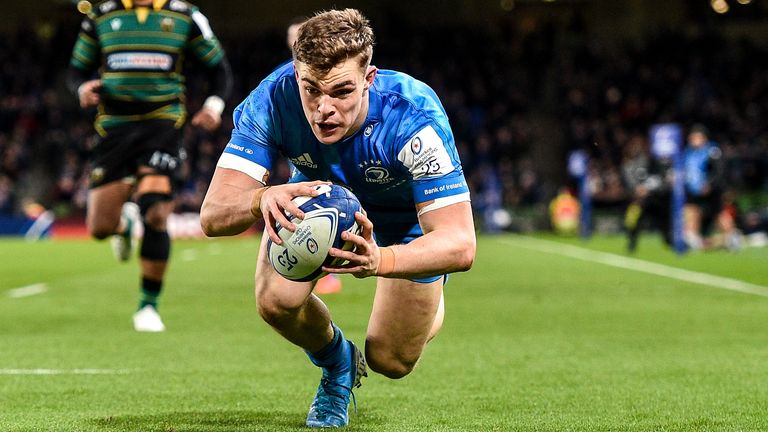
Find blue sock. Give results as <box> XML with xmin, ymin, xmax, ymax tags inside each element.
<box><xmin>306</xmin><ymin>323</ymin><xmax>348</xmax><ymax>369</ymax></box>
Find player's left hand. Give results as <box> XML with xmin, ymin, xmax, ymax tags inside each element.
<box><xmin>190</xmin><ymin>107</ymin><xmax>222</xmax><ymax>131</ymax></box>
<box><xmin>323</xmin><ymin>211</ymin><xmax>380</xmax><ymax>278</ymax></box>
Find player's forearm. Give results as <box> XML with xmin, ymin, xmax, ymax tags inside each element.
<box><xmin>65</xmin><ymin>66</ymin><xmax>90</xmax><ymax>98</ymax></box>
<box><xmin>200</xmin><ymin>187</ymin><xmax>261</xmax><ymax>237</ymax></box>
<box><xmin>207</xmin><ymin>56</ymin><xmax>233</xmax><ymax>101</ymax></box>
<box><xmin>378</xmin><ymin>229</ymin><xmax>475</xmax><ymax>279</ymax></box>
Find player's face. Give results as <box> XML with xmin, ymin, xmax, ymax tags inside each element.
<box><xmin>295</xmin><ymin>57</ymin><xmax>377</xmax><ymax>145</ymax></box>
<box><xmin>688</xmin><ymin>131</ymin><xmax>707</xmax><ymax>147</ymax></box>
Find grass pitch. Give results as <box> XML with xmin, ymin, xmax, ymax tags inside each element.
<box><xmin>1</xmin><ymin>233</ymin><xmax>768</xmax><ymax>431</ymax></box>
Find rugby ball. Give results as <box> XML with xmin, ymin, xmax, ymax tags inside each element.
<box><xmin>267</xmin><ymin>184</ymin><xmax>363</xmax><ymax>281</ymax></box>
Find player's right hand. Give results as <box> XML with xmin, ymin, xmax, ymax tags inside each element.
<box><xmin>259</xmin><ymin>181</ymin><xmax>331</xmax><ymax>244</ymax></box>
<box><xmin>77</xmin><ymin>79</ymin><xmax>102</xmax><ymax>108</ymax></box>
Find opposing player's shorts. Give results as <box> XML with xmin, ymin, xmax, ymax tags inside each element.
<box><xmin>88</xmin><ymin>119</ymin><xmax>184</xmax><ymax>190</ymax></box>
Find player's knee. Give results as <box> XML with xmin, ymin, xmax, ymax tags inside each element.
<box><xmin>137</xmin><ymin>192</ymin><xmax>172</xmax><ymax>230</ymax></box>
<box><xmin>255</xmin><ymin>286</ymin><xmax>299</xmax><ymax>327</ymax></box>
<box><xmin>89</xmin><ymin>225</ymin><xmax>113</xmax><ymax>240</ymax></box>
<box><xmin>87</xmin><ymin>219</ymin><xmax>116</xmax><ymax>240</ymax></box>
<box><xmin>366</xmin><ymin>354</ymin><xmax>417</xmax><ymax>379</ymax></box>
<box><xmin>364</xmin><ymin>340</ymin><xmax>418</xmax><ymax>379</ymax></box>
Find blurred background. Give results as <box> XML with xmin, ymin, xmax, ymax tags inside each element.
<box><xmin>1</xmin><ymin>0</ymin><xmax>766</xmax><ymax>243</ymax></box>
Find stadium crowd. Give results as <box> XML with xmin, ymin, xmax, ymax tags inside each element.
<box><xmin>0</xmin><ymin>11</ymin><xmax>766</xmax><ymax>238</ymax></box>
<box><xmin>557</xmin><ymin>21</ymin><xmax>768</xmax><ymax>237</ymax></box>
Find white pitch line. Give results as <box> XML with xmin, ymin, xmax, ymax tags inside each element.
<box><xmin>7</xmin><ymin>283</ymin><xmax>48</xmax><ymax>299</ymax></box>
<box><xmin>501</xmin><ymin>236</ymin><xmax>768</xmax><ymax>298</ymax></box>
<box><xmin>0</xmin><ymin>369</ymin><xmax>130</xmax><ymax>375</ymax></box>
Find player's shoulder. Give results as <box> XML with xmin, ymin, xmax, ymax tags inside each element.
<box><xmin>373</xmin><ymin>69</ymin><xmax>444</xmax><ymax>113</ymax></box>
<box><xmin>88</xmin><ymin>0</ymin><xmax>123</xmax><ymax>18</ymax></box>
<box><xmin>159</xmin><ymin>0</ymin><xmax>201</xmax><ymax>17</ymax></box>
<box><xmin>373</xmin><ymin>69</ymin><xmax>451</xmax><ymax>140</ymax></box>
<box><xmin>89</xmin><ymin>0</ymin><xmax>196</xmax><ymax>17</ymax></box>
<box><xmin>235</xmin><ymin>62</ymin><xmax>296</xmax><ymax>115</ymax></box>
<box><xmin>244</xmin><ymin>62</ymin><xmax>297</xmax><ymax>103</ymax></box>
<box><xmin>263</xmin><ymin>61</ymin><xmax>296</xmax><ymax>85</ymax></box>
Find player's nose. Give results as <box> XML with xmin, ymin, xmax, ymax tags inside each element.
<box><xmin>316</xmin><ymin>96</ymin><xmax>335</xmax><ymax>116</ymax></box>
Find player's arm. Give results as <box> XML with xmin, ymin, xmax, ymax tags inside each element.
<box><xmin>326</xmin><ymin>200</ymin><xmax>475</xmax><ymax>279</ymax></box>
<box><xmin>200</xmin><ymin>166</ymin><xmax>329</xmax><ymax>241</ymax></box>
<box><xmin>186</xmin><ymin>6</ymin><xmax>233</xmax><ymax>131</ymax></box>
<box><xmin>66</xmin><ymin>13</ymin><xmax>101</xmax><ymax>108</ymax></box>
<box><xmin>392</xmin><ymin>200</ymin><xmax>476</xmax><ymax>277</ymax></box>
<box><xmin>200</xmin><ymin>167</ymin><xmax>267</xmax><ymax>237</ymax></box>
<box><xmin>327</xmin><ymin>120</ymin><xmax>476</xmax><ymax>278</ymax></box>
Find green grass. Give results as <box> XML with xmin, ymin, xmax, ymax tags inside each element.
<box><xmin>1</xmin><ymin>234</ymin><xmax>768</xmax><ymax>431</ymax></box>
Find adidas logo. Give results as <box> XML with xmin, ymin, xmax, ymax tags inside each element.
<box><xmin>291</xmin><ymin>153</ymin><xmax>318</xmax><ymax>169</ymax></box>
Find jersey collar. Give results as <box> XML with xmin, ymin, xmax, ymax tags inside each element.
<box><xmin>365</xmin><ymin>81</ymin><xmax>382</xmax><ymax>124</ymax></box>
<box><xmin>121</xmin><ymin>0</ymin><xmax>168</xmax><ymax>10</ymax></box>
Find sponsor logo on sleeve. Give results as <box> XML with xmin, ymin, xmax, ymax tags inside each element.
<box><xmin>411</xmin><ymin>137</ymin><xmax>422</xmax><ymax>154</ymax></box>
<box><xmin>397</xmin><ymin>125</ymin><xmax>454</xmax><ymax>180</ymax></box>
<box><xmin>422</xmin><ymin>179</ymin><xmax>467</xmax><ymax>196</ymax></box>
<box><xmin>225</xmin><ymin>142</ymin><xmax>254</xmax><ymax>155</ymax></box>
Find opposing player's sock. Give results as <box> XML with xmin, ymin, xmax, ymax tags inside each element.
<box><xmin>139</xmin><ymin>277</ymin><xmax>162</xmax><ymax>310</ymax></box>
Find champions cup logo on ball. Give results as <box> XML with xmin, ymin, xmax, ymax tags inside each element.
<box><xmin>267</xmin><ymin>184</ymin><xmax>363</xmax><ymax>282</ymax></box>
<box><xmin>306</xmin><ymin>238</ymin><xmax>319</xmax><ymax>254</ymax></box>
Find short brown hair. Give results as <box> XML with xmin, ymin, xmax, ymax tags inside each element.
<box><xmin>292</xmin><ymin>9</ymin><xmax>375</xmax><ymax>75</ymax></box>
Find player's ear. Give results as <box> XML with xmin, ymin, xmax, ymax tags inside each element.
<box><xmin>363</xmin><ymin>66</ymin><xmax>377</xmax><ymax>90</ymax></box>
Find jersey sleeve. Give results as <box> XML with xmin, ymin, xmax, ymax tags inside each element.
<box><xmin>186</xmin><ymin>7</ymin><xmax>225</xmax><ymax>66</ymax></box>
<box><xmin>69</xmin><ymin>17</ymin><xmax>100</xmax><ymax>71</ymax></box>
<box><xmin>396</xmin><ymin>124</ymin><xmax>471</xmax><ymax>215</ymax></box>
<box><xmin>217</xmin><ymin>85</ymin><xmax>280</xmax><ymax>184</ymax></box>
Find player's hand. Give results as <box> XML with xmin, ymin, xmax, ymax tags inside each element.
<box><xmin>77</xmin><ymin>79</ymin><xmax>102</xmax><ymax>108</ymax></box>
<box><xmin>259</xmin><ymin>181</ymin><xmax>331</xmax><ymax>244</ymax></box>
<box><xmin>323</xmin><ymin>211</ymin><xmax>379</xmax><ymax>278</ymax></box>
<box><xmin>190</xmin><ymin>107</ymin><xmax>222</xmax><ymax>131</ymax></box>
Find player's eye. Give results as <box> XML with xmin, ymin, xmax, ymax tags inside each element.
<box><xmin>333</xmin><ymin>89</ymin><xmax>353</xmax><ymax>98</ymax></box>
<box><xmin>305</xmin><ymin>87</ymin><xmax>321</xmax><ymax>96</ymax></box>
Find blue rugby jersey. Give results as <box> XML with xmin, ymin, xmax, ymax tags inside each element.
<box><xmin>684</xmin><ymin>142</ymin><xmax>718</xmax><ymax>196</ymax></box>
<box><xmin>217</xmin><ymin>62</ymin><xmax>470</xmax><ymax>237</ymax></box>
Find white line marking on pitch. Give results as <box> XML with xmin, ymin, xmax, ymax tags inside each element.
<box><xmin>7</xmin><ymin>283</ymin><xmax>48</xmax><ymax>298</ymax></box>
<box><xmin>502</xmin><ymin>236</ymin><xmax>768</xmax><ymax>298</ymax></box>
<box><xmin>0</xmin><ymin>369</ymin><xmax>130</xmax><ymax>375</ymax></box>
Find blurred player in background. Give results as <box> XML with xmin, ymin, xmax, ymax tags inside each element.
<box><xmin>200</xmin><ymin>9</ymin><xmax>475</xmax><ymax>428</ymax></box>
<box><xmin>286</xmin><ymin>15</ymin><xmax>342</xmax><ymax>295</ymax></box>
<box><xmin>67</xmin><ymin>0</ymin><xmax>232</xmax><ymax>331</ymax></box>
<box><xmin>682</xmin><ymin>124</ymin><xmax>741</xmax><ymax>250</ymax></box>
<box><xmin>623</xmin><ymin>144</ymin><xmax>674</xmax><ymax>253</ymax></box>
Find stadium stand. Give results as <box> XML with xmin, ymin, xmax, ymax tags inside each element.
<box><xmin>0</xmin><ymin>3</ymin><xmax>766</xmax><ymax>240</ymax></box>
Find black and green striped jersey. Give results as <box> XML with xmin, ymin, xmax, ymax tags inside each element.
<box><xmin>69</xmin><ymin>0</ymin><xmax>225</xmax><ymax>134</ymax></box>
